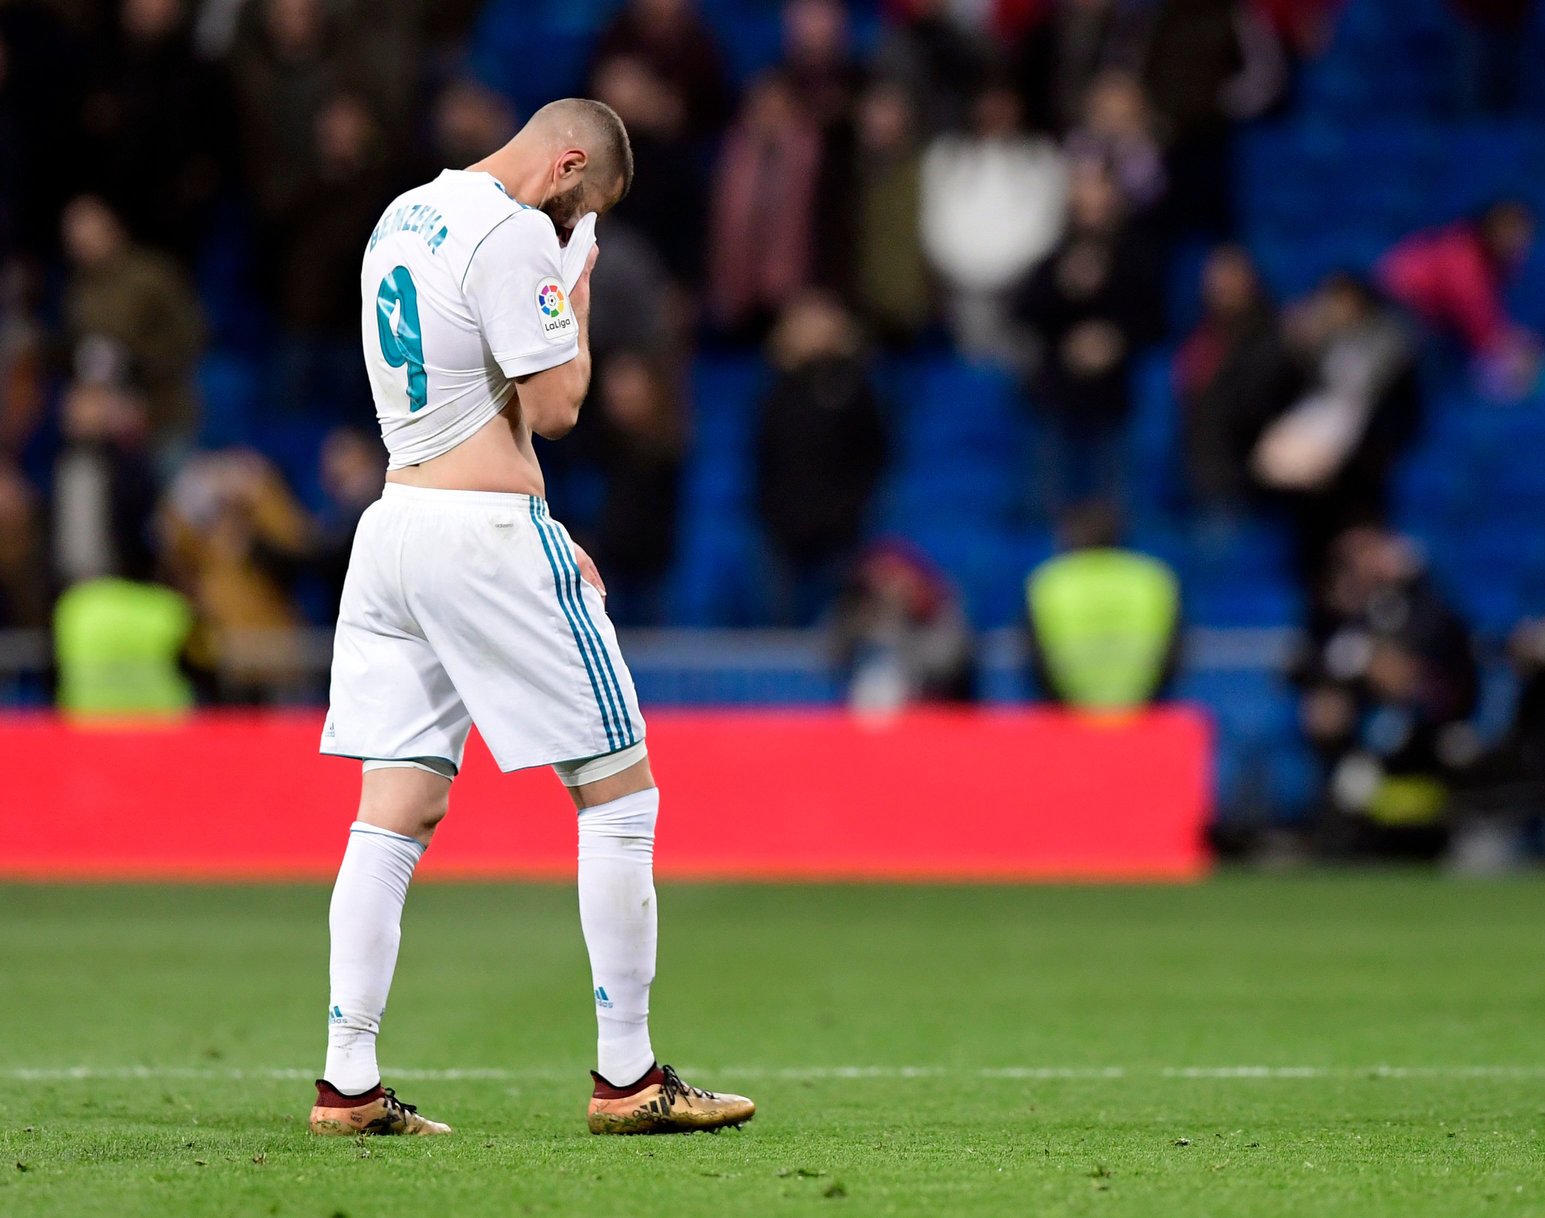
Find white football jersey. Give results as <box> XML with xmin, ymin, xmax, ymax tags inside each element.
<box><xmin>359</xmin><ymin>169</ymin><xmax>580</xmax><ymax>469</ymax></box>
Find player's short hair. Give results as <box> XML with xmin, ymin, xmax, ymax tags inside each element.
<box><xmin>531</xmin><ymin>98</ymin><xmax>634</xmax><ymax>203</ymax></box>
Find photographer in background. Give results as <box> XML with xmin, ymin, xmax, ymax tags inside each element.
<box><xmin>1450</xmin><ymin>617</ymin><xmax>1545</xmax><ymax>869</ymax></box>
<box><xmin>1296</xmin><ymin>526</ymin><xmax>1478</xmax><ymax>858</ymax></box>
<box><xmin>160</xmin><ymin>449</ymin><xmax>313</xmax><ymax>701</ymax></box>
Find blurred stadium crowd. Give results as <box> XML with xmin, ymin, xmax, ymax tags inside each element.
<box><xmin>7</xmin><ymin>0</ymin><xmax>1545</xmax><ymax>850</ymax></box>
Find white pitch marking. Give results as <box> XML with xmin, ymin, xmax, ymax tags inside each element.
<box><xmin>4</xmin><ymin>1064</ymin><xmax>1545</xmax><ymax>1083</ymax></box>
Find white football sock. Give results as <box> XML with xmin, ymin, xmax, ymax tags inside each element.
<box><xmin>578</xmin><ymin>788</ymin><xmax>659</xmax><ymax>1086</ymax></box>
<box><xmin>323</xmin><ymin>823</ymin><xmax>424</xmax><ymax>1094</ymax></box>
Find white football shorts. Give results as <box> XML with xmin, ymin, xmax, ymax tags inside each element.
<box><xmin>320</xmin><ymin>483</ymin><xmax>645</xmax><ymax>774</ymax></box>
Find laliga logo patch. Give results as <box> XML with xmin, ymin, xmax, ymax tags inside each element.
<box><xmin>538</xmin><ymin>281</ymin><xmax>566</xmax><ymax>317</ymax></box>
<box><xmin>536</xmin><ymin>278</ymin><xmax>574</xmax><ymax>342</ymax></box>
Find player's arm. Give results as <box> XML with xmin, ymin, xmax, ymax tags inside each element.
<box><xmin>514</xmin><ymin>245</ymin><xmax>597</xmax><ymax>440</ymax></box>
<box><xmin>463</xmin><ymin>214</ymin><xmax>595</xmax><ymax>439</ymax></box>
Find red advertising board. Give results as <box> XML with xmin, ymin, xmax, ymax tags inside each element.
<box><xmin>0</xmin><ymin>708</ymin><xmax>1211</xmax><ymax>881</ymax></box>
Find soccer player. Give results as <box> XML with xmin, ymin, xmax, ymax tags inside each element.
<box><xmin>307</xmin><ymin>99</ymin><xmax>754</xmax><ymax>1137</ymax></box>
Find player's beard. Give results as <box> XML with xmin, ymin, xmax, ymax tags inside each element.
<box><xmin>540</xmin><ymin>182</ymin><xmax>587</xmax><ymax>243</ymax></box>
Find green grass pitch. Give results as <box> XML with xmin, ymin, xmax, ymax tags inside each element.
<box><xmin>2</xmin><ymin>876</ymin><xmax>1543</xmax><ymax>1217</ymax></box>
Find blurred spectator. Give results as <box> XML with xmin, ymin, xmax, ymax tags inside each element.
<box><xmin>430</xmin><ymin>78</ymin><xmax>515</xmax><ymax>170</ymax></box>
<box><xmin>557</xmin><ymin>212</ymin><xmax>683</xmax><ymax>552</ymax></box>
<box><xmin>1143</xmin><ymin>0</ymin><xmax>1285</xmax><ymax>235</ymax></box>
<box><xmin>883</xmin><ymin>0</ymin><xmax>1047</xmax><ymax>42</ymax></box>
<box><xmin>1174</xmin><ymin>245</ymin><xmax>1298</xmax><ymax>509</ymax></box>
<box><xmin>590</xmin><ymin>0</ymin><xmax>733</xmax><ymax>139</ymax></box>
<box><xmin>708</xmin><ymin>71</ymin><xmax>823</xmax><ymax>339</ymax></box>
<box><xmin>195</xmin><ymin>0</ymin><xmax>253</xmax><ymax>56</ymax></box>
<box><xmin>837</xmin><ymin>540</ymin><xmax>974</xmax><ymax>713</ymax></box>
<box><xmin>592</xmin><ymin>54</ymin><xmax>707</xmax><ymax>288</ymax></box>
<box><xmin>0</xmin><ymin>38</ymin><xmax>16</xmax><ymax>254</ymax></box>
<box><xmin>782</xmin><ymin>0</ymin><xmax>864</xmax><ymax>128</ymax></box>
<box><xmin>1026</xmin><ymin>500</ymin><xmax>1180</xmax><ymax>710</ymax></box>
<box><xmin>1064</xmin><ymin>70</ymin><xmax>1166</xmax><ymax>217</ymax></box>
<box><xmin>1449</xmin><ymin>0</ymin><xmax>1534</xmax><ymax>114</ymax></box>
<box><xmin>331</xmin><ymin>0</ymin><xmax>428</xmax><ymax>130</ymax></box>
<box><xmin>588</xmin><ymin>221</ymin><xmax>678</xmax><ymax>361</ymax></box>
<box><xmin>756</xmin><ymin>293</ymin><xmax>888</xmax><ymax>626</ymax></box>
<box><xmin>1016</xmin><ymin>163</ymin><xmax>1161</xmax><ymax>513</ymax></box>
<box><xmin>270</xmin><ymin>91</ymin><xmax>393</xmax><ymax>421</ymax></box>
<box><xmin>1143</xmin><ymin>0</ymin><xmax>1285</xmax><ymax>133</ymax></box>
<box><xmin>1376</xmin><ymin>201</ymin><xmax>1538</xmax><ymax>389</ymax></box>
<box><xmin>228</xmin><ymin>0</ymin><xmax>349</xmax><ymax>226</ymax></box>
<box><xmin>1254</xmin><ymin>273</ymin><xmax>1420</xmax><ymax>577</ymax></box>
<box><xmin>162</xmin><ymin>450</ymin><xmax>313</xmax><ymax>699</ymax></box>
<box><xmin>0</xmin><ymin>462</ymin><xmax>46</xmax><ymax>628</ymax></box>
<box><xmin>80</xmin><ymin>0</ymin><xmax>231</xmax><ymax>262</ymax></box>
<box><xmin>0</xmin><ymin>1</ymin><xmax>84</xmax><ymax>258</ymax></box>
<box><xmin>1019</xmin><ymin>0</ymin><xmax>1152</xmax><ymax>136</ymax></box>
<box><xmin>849</xmin><ymin>82</ymin><xmax>933</xmax><ymax>344</ymax></box>
<box><xmin>781</xmin><ymin>0</ymin><xmax>864</xmax><ymax>286</ymax></box>
<box><xmin>1295</xmin><ymin>525</ymin><xmax>1478</xmax><ymax>857</ymax></box>
<box><xmin>1252</xmin><ymin>0</ymin><xmax>1343</xmax><ymax>58</ymax></box>
<box><xmin>876</xmin><ymin>0</ymin><xmax>994</xmax><ymax>133</ymax></box>
<box><xmin>586</xmin><ymin>352</ymin><xmax>685</xmax><ymax>627</ymax></box>
<box><xmin>415</xmin><ymin>0</ymin><xmax>487</xmax><ymax>63</ymax></box>
<box><xmin>50</xmin><ymin>380</ymin><xmax>159</xmax><ymax>589</ymax></box>
<box><xmin>0</xmin><ymin>260</ymin><xmax>48</xmax><ymax>455</ymax></box>
<box><xmin>921</xmin><ymin>82</ymin><xmax>1068</xmax><ymax>359</ymax></box>
<box><xmin>310</xmin><ymin>426</ymin><xmax>384</xmax><ymax>617</ymax></box>
<box><xmin>61</xmin><ymin>195</ymin><xmax>206</xmax><ymax>448</ymax></box>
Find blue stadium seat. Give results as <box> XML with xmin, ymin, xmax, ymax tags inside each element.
<box><xmin>668</xmin><ymin>353</ymin><xmax>774</xmax><ymax>623</ymax></box>
<box><xmin>468</xmin><ymin>5</ymin><xmax>600</xmax><ymax>115</ymax></box>
<box><xmin>1125</xmin><ymin>350</ymin><xmax>1185</xmax><ymax>518</ymax></box>
<box><xmin>196</xmin><ymin>354</ymin><xmax>260</xmax><ymax>450</ymax></box>
<box><xmin>1177</xmin><ymin>665</ymin><xmax>1315</xmax><ymax>820</ymax></box>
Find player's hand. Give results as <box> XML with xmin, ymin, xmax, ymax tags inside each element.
<box><xmin>573</xmin><ymin>542</ymin><xmax>606</xmax><ymax>599</ymax></box>
<box><xmin>570</xmin><ymin>244</ymin><xmax>600</xmax><ymax>320</ymax></box>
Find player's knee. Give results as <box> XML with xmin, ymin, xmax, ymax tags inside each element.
<box><xmin>359</xmin><ymin>760</ymin><xmax>453</xmax><ymax>844</ymax></box>
<box><xmin>399</xmin><ymin>777</ymin><xmax>450</xmax><ymax>839</ymax></box>
<box><xmin>416</xmin><ymin>787</ymin><xmax>451</xmax><ymax>835</ymax></box>
<box><xmin>374</xmin><ymin>790</ymin><xmax>447</xmax><ymax>846</ymax></box>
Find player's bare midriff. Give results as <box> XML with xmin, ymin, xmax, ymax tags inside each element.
<box><xmin>385</xmin><ymin>401</ymin><xmax>546</xmax><ymax>497</ymax></box>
